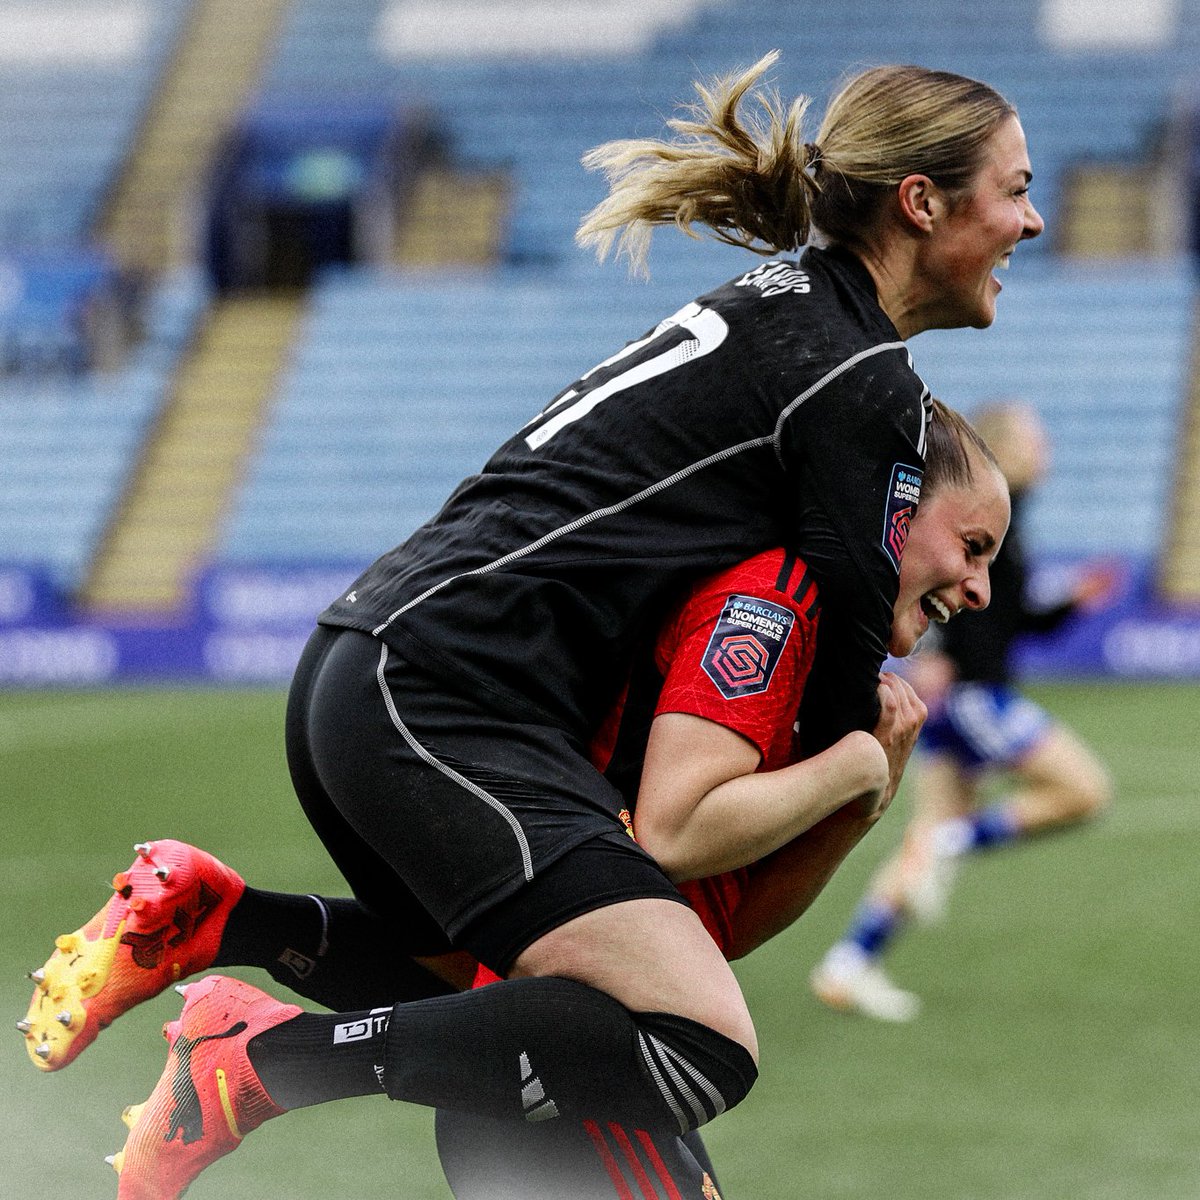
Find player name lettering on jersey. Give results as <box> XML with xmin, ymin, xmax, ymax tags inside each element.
<box><xmin>735</xmin><ymin>260</ymin><xmax>812</xmax><ymax>296</ymax></box>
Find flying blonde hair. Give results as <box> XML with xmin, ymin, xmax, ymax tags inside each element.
<box><xmin>577</xmin><ymin>51</ymin><xmax>1015</xmax><ymax>274</ymax></box>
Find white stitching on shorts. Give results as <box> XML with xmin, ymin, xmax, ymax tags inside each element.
<box><xmin>373</xmin><ymin>641</ymin><xmax>535</xmax><ymax>882</ymax></box>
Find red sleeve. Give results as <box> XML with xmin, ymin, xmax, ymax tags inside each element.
<box><xmin>653</xmin><ymin>548</ymin><xmax>820</xmax><ymax>770</ymax></box>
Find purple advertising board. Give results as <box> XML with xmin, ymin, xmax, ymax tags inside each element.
<box><xmin>0</xmin><ymin>563</ymin><xmax>360</xmax><ymax>686</ymax></box>
<box><xmin>0</xmin><ymin>556</ymin><xmax>1198</xmax><ymax>687</ymax></box>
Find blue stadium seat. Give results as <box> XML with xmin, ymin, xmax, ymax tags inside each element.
<box><xmin>262</xmin><ymin>0</ymin><xmax>1200</xmax><ymax>270</ymax></box>
<box><xmin>220</xmin><ymin>255</ymin><xmax>1194</xmax><ymax>566</ymax></box>
<box><xmin>913</xmin><ymin>261</ymin><xmax>1194</xmax><ymax>557</ymax></box>
<box><xmin>6</xmin><ymin>0</ymin><xmax>1199</xmax><ymax>589</ymax></box>
<box><xmin>0</xmin><ymin>269</ymin><xmax>210</xmax><ymax>589</ymax></box>
<box><xmin>0</xmin><ymin>1</ymin><xmax>192</xmax><ymax>244</ymax></box>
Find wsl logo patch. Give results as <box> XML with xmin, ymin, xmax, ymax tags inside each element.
<box><xmin>702</xmin><ymin>594</ymin><xmax>795</xmax><ymax>699</ymax></box>
<box><xmin>883</xmin><ymin>463</ymin><xmax>923</xmax><ymax>572</ymax></box>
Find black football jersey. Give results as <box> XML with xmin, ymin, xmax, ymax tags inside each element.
<box><xmin>320</xmin><ymin>246</ymin><xmax>931</xmax><ymax>747</ymax></box>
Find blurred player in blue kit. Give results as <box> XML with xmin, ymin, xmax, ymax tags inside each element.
<box><xmin>812</xmin><ymin>400</ymin><xmax>1117</xmax><ymax>1022</ymax></box>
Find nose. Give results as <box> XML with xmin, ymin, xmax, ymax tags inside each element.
<box><xmin>964</xmin><ymin>565</ymin><xmax>992</xmax><ymax>611</ymax></box>
<box><xmin>1021</xmin><ymin>197</ymin><xmax>1044</xmax><ymax>241</ymax></box>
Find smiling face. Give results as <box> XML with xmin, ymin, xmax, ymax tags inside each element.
<box><xmin>920</xmin><ymin>115</ymin><xmax>1044</xmax><ymax>330</ymax></box>
<box><xmin>889</xmin><ymin>454</ymin><xmax>1011</xmax><ymax>657</ymax></box>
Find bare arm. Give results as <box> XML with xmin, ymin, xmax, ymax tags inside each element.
<box><xmin>722</xmin><ymin>671</ymin><xmax>927</xmax><ymax>957</ymax></box>
<box><xmin>723</xmin><ymin>806</ymin><xmax>875</xmax><ymax>959</ymax></box>
<box><xmin>633</xmin><ymin>714</ymin><xmax>889</xmax><ymax>883</ymax></box>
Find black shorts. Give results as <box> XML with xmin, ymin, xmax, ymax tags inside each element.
<box><xmin>285</xmin><ymin>625</ymin><xmax>686</xmax><ymax>973</ymax></box>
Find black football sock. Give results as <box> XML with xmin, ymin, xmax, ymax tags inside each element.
<box><xmin>248</xmin><ymin>1008</ymin><xmax>392</xmax><ymax>1107</ymax></box>
<box><xmin>247</xmin><ymin>976</ymin><xmax>757</xmax><ymax>1131</ymax></box>
<box><xmin>214</xmin><ymin>889</ymin><xmax>454</xmax><ymax>1009</ymax></box>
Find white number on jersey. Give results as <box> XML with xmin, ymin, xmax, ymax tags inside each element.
<box><xmin>524</xmin><ymin>302</ymin><xmax>729</xmax><ymax>450</ymax></box>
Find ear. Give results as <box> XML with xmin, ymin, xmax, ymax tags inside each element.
<box><xmin>896</xmin><ymin>174</ymin><xmax>944</xmax><ymax>234</ymax></box>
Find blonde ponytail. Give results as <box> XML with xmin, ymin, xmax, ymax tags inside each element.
<box><xmin>576</xmin><ymin>52</ymin><xmax>817</xmax><ymax>274</ymax></box>
<box><xmin>577</xmin><ymin>53</ymin><xmax>1015</xmax><ymax>274</ymax></box>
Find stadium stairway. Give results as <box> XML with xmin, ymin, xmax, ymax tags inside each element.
<box><xmin>1160</xmin><ymin>300</ymin><xmax>1200</xmax><ymax>603</ymax></box>
<box><xmin>81</xmin><ymin>292</ymin><xmax>305</xmax><ymax>615</ymax></box>
<box><xmin>1057</xmin><ymin>161</ymin><xmax>1171</xmax><ymax>260</ymax></box>
<box><xmin>97</xmin><ymin>0</ymin><xmax>293</xmax><ymax>275</ymax></box>
<box><xmin>395</xmin><ymin>166</ymin><xmax>512</xmax><ymax>269</ymax></box>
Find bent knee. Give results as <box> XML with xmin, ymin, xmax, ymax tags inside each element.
<box><xmin>1063</xmin><ymin>759</ymin><xmax>1113</xmax><ymax>822</ymax></box>
<box><xmin>636</xmin><ymin>1010</ymin><xmax>759</xmax><ymax>1128</ymax></box>
<box><xmin>1022</xmin><ymin>734</ymin><xmax>1112</xmax><ymax>824</ymax></box>
<box><xmin>686</xmin><ymin>989</ymin><xmax>758</xmax><ymax>1066</ymax></box>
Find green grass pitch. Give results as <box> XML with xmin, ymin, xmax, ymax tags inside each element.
<box><xmin>3</xmin><ymin>681</ymin><xmax>1198</xmax><ymax>1197</ymax></box>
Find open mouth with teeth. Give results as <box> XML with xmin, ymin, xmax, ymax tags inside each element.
<box><xmin>921</xmin><ymin>593</ymin><xmax>951</xmax><ymax>623</ymax></box>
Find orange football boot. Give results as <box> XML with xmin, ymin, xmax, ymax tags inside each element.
<box><xmin>20</xmin><ymin>840</ymin><xmax>245</xmax><ymax>1071</ymax></box>
<box><xmin>108</xmin><ymin>975</ymin><xmax>301</xmax><ymax>1199</ymax></box>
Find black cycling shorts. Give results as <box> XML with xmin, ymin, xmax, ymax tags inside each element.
<box><xmin>285</xmin><ymin>626</ymin><xmax>686</xmax><ymax>974</ymax></box>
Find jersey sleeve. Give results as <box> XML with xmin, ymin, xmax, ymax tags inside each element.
<box><xmin>776</xmin><ymin>352</ymin><xmax>928</xmax><ymax>752</ymax></box>
<box><xmin>653</xmin><ymin>550</ymin><xmax>819</xmax><ymax>768</ymax></box>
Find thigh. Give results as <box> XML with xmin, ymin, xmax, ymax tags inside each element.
<box><xmin>513</xmin><ymin>897</ymin><xmax>756</xmax><ymax>1057</ymax></box>
<box><xmin>1014</xmin><ymin>723</ymin><xmax>1106</xmax><ymax>791</ymax></box>
<box><xmin>1009</xmin><ymin>723</ymin><xmax>1112</xmax><ymax>825</ymax></box>
<box><xmin>459</xmin><ymin>830</ymin><xmax>686</xmax><ymax>975</ymax></box>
